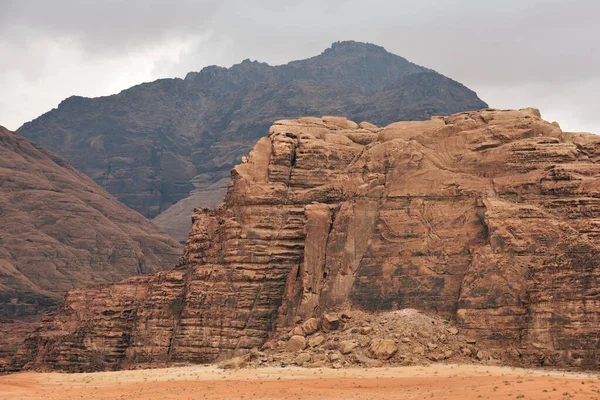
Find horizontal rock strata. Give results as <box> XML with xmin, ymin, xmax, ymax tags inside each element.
<box><xmin>20</xmin><ymin>109</ymin><xmax>600</xmax><ymax>371</ymax></box>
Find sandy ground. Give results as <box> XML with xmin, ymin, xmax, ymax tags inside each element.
<box><xmin>1</xmin><ymin>364</ymin><xmax>599</xmax><ymax>400</ymax></box>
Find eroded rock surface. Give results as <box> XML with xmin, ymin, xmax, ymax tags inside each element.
<box><xmin>20</xmin><ymin>109</ymin><xmax>600</xmax><ymax>371</ymax></box>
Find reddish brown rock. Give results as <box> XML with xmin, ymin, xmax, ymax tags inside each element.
<box><xmin>20</xmin><ymin>109</ymin><xmax>600</xmax><ymax>371</ymax></box>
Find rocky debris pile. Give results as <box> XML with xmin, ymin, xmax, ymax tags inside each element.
<box><xmin>224</xmin><ymin>310</ymin><xmax>497</xmax><ymax>369</ymax></box>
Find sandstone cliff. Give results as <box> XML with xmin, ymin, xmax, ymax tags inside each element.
<box><xmin>17</xmin><ymin>41</ymin><xmax>487</xmax><ymax>241</ymax></box>
<box><xmin>20</xmin><ymin>109</ymin><xmax>600</xmax><ymax>371</ymax></box>
<box><xmin>0</xmin><ymin>125</ymin><xmax>182</xmax><ymax>319</ymax></box>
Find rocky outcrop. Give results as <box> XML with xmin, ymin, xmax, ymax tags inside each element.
<box><xmin>20</xmin><ymin>109</ymin><xmax>600</xmax><ymax>371</ymax></box>
<box><xmin>17</xmin><ymin>41</ymin><xmax>487</xmax><ymax>241</ymax></box>
<box><xmin>0</xmin><ymin>126</ymin><xmax>182</xmax><ymax>319</ymax></box>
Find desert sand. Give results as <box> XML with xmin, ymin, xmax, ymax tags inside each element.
<box><xmin>1</xmin><ymin>364</ymin><xmax>599</xmax><ymax>400</ymax></box>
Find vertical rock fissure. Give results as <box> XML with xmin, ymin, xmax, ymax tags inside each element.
<box><xmin>166</xmin><ymin>269</ymin><xmax>191</xmax><ymax>360</ymax></box>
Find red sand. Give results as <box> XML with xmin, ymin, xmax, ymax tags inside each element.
<box><xmin>1</xmin><ymin>364</ymin><xmax>598</xmax><ymax>400</ymax></box>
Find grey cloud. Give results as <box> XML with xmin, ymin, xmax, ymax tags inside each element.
<box><xmin>0</xmin><ymin>0</ymin><xmax>599</xmax><ymax>132</ymax></box>
<box><xmin>0</xmin><ymin>0</ymin><xmax>220</xmax><ymax>54</ymax></box>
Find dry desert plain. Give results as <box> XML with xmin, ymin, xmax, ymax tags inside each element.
<box><xmin>1</xmin><ymin>364</ymin><xmax>599</xmax><ymax>400</ymax></box>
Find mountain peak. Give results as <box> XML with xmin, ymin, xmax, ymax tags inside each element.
<box><xmin>323</xmin><ymin>40</ymin><xmax>388</xmax><ymax>55</ymax></box>
<box><xmin>19</xmin><ymin>41</ymin><xmax>487</xmax><ymax>230</ymax></box>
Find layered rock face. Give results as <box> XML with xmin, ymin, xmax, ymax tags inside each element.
<box><xmin>0</xmin><ymin>126</ymin><xmax>182</xmax><ymax>319</ymax></box>
<box><xmin>22</xmin><ymin>109</ymin><xmax>600</xmax><ymax>371</ymax></box>
<box><xmin>17</xmin><ymin>41</ymin><xmax>487</xmax><ymax>241</ymax></box>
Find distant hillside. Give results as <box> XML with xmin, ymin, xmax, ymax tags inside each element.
<box><xmin>0</xmin><ymin>126</ymin><xmax>181</xmax><ymax>319</ymax></box>
<box><xmin>18</xmin><ymin>41</ymin><xmax>487</xmax><ymax>241</ymax></box>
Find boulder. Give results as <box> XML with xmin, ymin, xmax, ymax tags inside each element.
<box><xmin>308</xmin><ymin>335</ymin><xmax>326</xmax><ymax>348</ymax></box>
<box><xmin>339</xmin><ymin>340</ymin><xmax>359</xmax><ymax>355</ymax></box>
<box><xmin>295</xmin><ymin>353</ymin><xmax>311</xmax><ymax>365</ymax></box>
<box><xmin>287</xmin><ymin>336</ymin><xmax>307</xmax><ymax>352</ymax></box>
<box><xmin>366</xmin><ymin>339</ymin><xmax>398</xmax><ymax>360</ymax></box>
<box><xmin>290</xmin><ymin>326</ymin><xmax>305</xmax><ymax>337</ymax></box>
<box><xmin>302</xmin><ymin>318</ymin><xmax>320</xmax><ymax>335</ymax></box>
<box><xmin>321</xmin><ymin>313</ymin><xmax>341</xmax><ymax>332</ymax></box>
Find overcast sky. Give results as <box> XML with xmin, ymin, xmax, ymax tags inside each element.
<box><xmin>1</xmin><ymin>0</ymin><xmax>598</xmax><ymax>133</ymax></box>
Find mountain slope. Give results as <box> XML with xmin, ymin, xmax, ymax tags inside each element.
<box><xmin>0</xmin><ymin>126</ymin><xmax>182</xmax><ymax>319</ymax></box>
<box><xmin>18</xmin><ymin>41</ymin><xmax>487</xmax><ymax>240</ymax></box>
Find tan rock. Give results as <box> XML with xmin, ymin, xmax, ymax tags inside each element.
<box><xmin>321</xmin><ymin>313</ymin><xmax>341</xmax><ymax>332</ymax></box>
<box><xmin>287</xmin><ymin>336</ymin><xmax>307</xmax><ymax>352</ymax></box>
<box><xmin>308</xmin><ymin>335</ymin><xmax>326</xmax><ymax>348</ymax></box>
<box><xmin>294</xmin><ymin>353</ymin><xmax>311</xmax><ymax>365</ymax></box>
<box><xmin>339</xmin><ymin>340</ymin><xmax>359</xmax><ymax>355</ymax></box>
<box><xmin>322</xmin><ymin>116</ymin><xmax>359</xmax><ymax>129</ymax></box>
<box><xmin>358</xmin><ymin>121</ymin><xmax>379</xmax><ymax>132</ymax></box>
<box><xmin>261</xmin><ymin>341</ymin><xmax>277</xmax><ymax>351</ymax></box>
<box><xmin>414</xmin><ymin>346</ymin><xmax>426</xmax><ymax>356</ymax></box>
<box><xmin>366</xmin><ymin>339</ymin><xmax>398</xmax><ymax>360</ymax></box>
<box><xmin>427</xmin><ymin>352</ymin><xmax>445</xmax><ymax>362</ymax></box>
<box><xmin>360</xmin><ymin>326</ymin><xmax>374</xmax><ymax>335</ymax></box>
<box><xmin>290</xmin><ymin>326</ymin><xmax>305</xmax><ymax>337</ymax></box>
<box><xmin>302</xmin><ymin>318</ymin><xmax>320</xmax><ymax>335</ymax></box>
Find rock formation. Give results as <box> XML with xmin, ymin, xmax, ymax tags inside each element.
<box><xmin>17</xmin><ymin>41</ymin><xmax>487</xmax><ymax>241</ymax></box>
<box><xmin>0</xmin><ymin>125</ymin><xmax>182</xmax><ymax>319</ymax></box>
<box><xmin>20</xmin><ymin>109</ymin><xmax>600</xmax><ymax>371</ymax></box>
